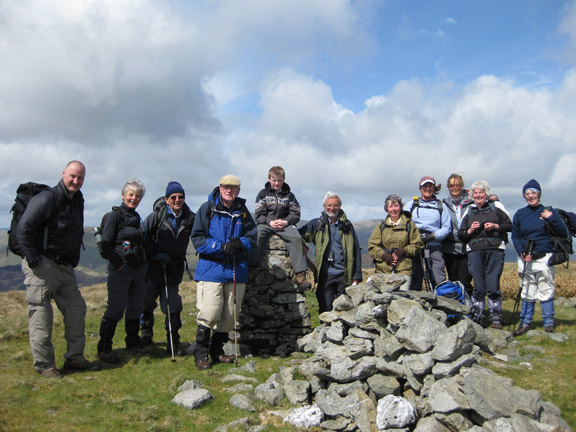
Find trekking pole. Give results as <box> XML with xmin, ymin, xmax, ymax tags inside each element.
<box><xmin>163</xmin><ymin>264</ymin><xmax>176</xmax><ymax>363</ymax></box>
<box><xmin>232</xmin><ymin>256</ymin><xmax>239</xmax><ymax>367</ymax></box>
<box><xmin>420</xmin><ymin>253</ymin><xmax>431</xmax><ymax>291</ymax></box>
<box><xmin>510</xmin><ymin>240</ymin><xmax>534</xmax><ymax>332</ymax></box>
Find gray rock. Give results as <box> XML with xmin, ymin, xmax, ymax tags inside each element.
<box><xmin>224</xmin><ymin>383</ymin><xmax>254</xmax><ymax>393</ymax></box>
<box><xmin>171</xmin><ymin>388</ymin><xmax>213</xmax><ymax>410</ymax></box>
<box><xmin>230</xmin><ymin>360</ymin><xmax>257</xmax><ymax>374</ymax></box>
<box><xmin>320</xmin><ymin>417</ymin><xmax>354</xmax><ymax>431</ymax></box>
<box><xmin>539</xmin><ymin>401</ymin><xmax>574</xmax><ymax>432</ymax></box>
<box><xmin>375</xmin><ymin>356</ymin><xmax>406</xmax><ymax>378</ymax></box>
<box><xmin>413</xmin><ymin>415</ymin><xmax>452</xmax><ymax>431</ymax></box>
<box><xmin>329</xmin><ymin>380</ymin><xmax>368</xmax><ymax>397</ymax></box>
<box><xmin>283</xmin><ymin>404</ymin><xmax>324</xmax><ymax>429</ymax></box>
<box><xmin>402</xmin><ymin>351</ymin><xmax>435</xmax><ymax>376</ymax></box>
<box><xmin>333</xmin><ymin>294</ymin><xmax>355</xmax><ymax>311</ymax></box>
<box><xmin>432</xmin><ymin>353</ymin><xmax>477</xmax><ymax>379</ymax></box>
<box><xmin>254</xmin><ymin>381</ymin><xmax>285</xmax><ymax>406</ymax></box>
<box><xmin>349</xmin><ymin>327</ymin><xmax>379</xmax><ymax>340</ymax></box>
<box><xmin>347</xmin><ymin>389</ymin><xmax>378</xmax><ymax>432</ymax></box>
<box><xmin>395</xmin><ymin>306</ymin><xmax>446</xmax><ymax>353</ymax></box>
<box><xmin>462</xmin><ymin>366</ymin><xmax>542</xmax><ymax>421</ymax></box>
<box><xmin>374</xmin><ymin>333</ymin><xmax>405</xmax><ymax>360</ymax></box>
<box><xmin>366</xmin><ymin>273</ymin><xmax>406</xmax><ymax>292</ymax></box>
<box><xmin>230</xmin><ymin>393</ymin><xmax>256</xmax><ymax>411</ymax></box>
<box><xmin>221</xmin><ymin>374</ymin><xmax>258</xmax><ymax>383</ymax></box>
<box><xmin>297</xmin><ymin>325</ymin><xmax>326</xmax><ymax>353</ymax></box>
<box><xmin>344</xmin><ymin>335</ymin><xmax>374</xmax><ymax>359</ymax></box>
<box><xmin>177</xmin><ymin>379</ymin><xmax>203</xmax><ymax>392</ymax></box>
<box><xmin>327</xmin><ymin>320</ymin><xmax>348</xmax><ymax>343</ymax></box>
<box><xmin>435</xmin><ymin>412</ymin><xmax>474</xmax><ymax>431</ymax></box>
<box><xmin>355</xmin><ymin>301</ymin><xmax>383</xmax><ymax>330</ymax></box>
<box><xmin>284</xmin><ymin>379</ymin><xmax>311</xmax><ymax>405</ymax></box>
<box><xmin>387</xmin><ymin>298</ymin><xmax>423</xmax><ymax>326</ymax></box>
<box><xmin>428</xmin><ymin>375</ymin><xmax>470</xmax><ymax>413</ymax></box>
<box><xmin>482</xmin><ymin>413</ymin><xmax>558</xmax><ymax>432</ymax></box>
<box><xmin>315</xmin><ymin>388</ymin><xmax>351</xmax><ymax>418</ymax></box>
<box><xmin>366</xmin><ymin>374</ymin><xmax>401</xmax><ymax>398</ymax></box>
<box><xmin>330</xmin><ymin>356</ymin><xmax>378</xmax><ymax>383</ymax></box>
<box><xmin>431</xmin><ymin>319</ymin><xmax>475</xmax><ymax>362</ymax></box>
<box><xmin>376</xmin><ymin>395</ymin><xmax>418</xmax><ymax>429</ymax></box>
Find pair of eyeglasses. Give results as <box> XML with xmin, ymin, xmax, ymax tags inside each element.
<box><xmin>448</xmin><ymin>184</ymin><xmax>463</xmax><ymax>188</ymax></box>
<box><xmin>169</xmin><ymin>195</ymin><xmax>185</xmax><ymax>201</ymax></box>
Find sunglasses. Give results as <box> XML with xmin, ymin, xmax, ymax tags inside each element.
<box><xmin>169</xmin><ymin>195</ymin><xmax>185</xmax><ymax>201</ymax></box>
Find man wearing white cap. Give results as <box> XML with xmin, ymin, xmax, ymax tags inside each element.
<box><xmin>190</xmin><ymin>175</ymin><xmax>257</xmax><ymax>370</ymax></box>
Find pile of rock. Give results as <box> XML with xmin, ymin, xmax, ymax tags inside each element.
<box><xmin>238</xmin><ymin>236</ymin><xmax>312</xmax><ymax>357</ymax></box>
<box><xmin>253</xmin><ymin>273</ymin><xmax>572</xmax><ymax>431</ymax></box>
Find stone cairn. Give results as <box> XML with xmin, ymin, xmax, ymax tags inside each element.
<box><xmin>237</xmin><ymin>235</ymin><xmax>312</xmax><ymax>357</ymax></box>
<box><xmin>252</xmin><ymin>273</ymin><xmax>572</xmax><ymax>431</ymax></box>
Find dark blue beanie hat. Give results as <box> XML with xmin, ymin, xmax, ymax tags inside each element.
<box><xmin>165</xmin><ymin>181</ymin><xmax>185</xmax><ymax>197</ymax></box>
<box><xmin>522</xmin><ymin>179</ymin><xmax>541</xmax><ymax>196</ymax></box>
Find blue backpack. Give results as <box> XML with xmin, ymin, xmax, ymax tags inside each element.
<box><xmin>434</xmin><ymin>280</ymin><xmax>472</xmax><ymax>317</ymax></box>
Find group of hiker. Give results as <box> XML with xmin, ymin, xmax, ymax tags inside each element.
<box><xmin>12</xmin><ymin>160</ymin><xmax>570</xmax><ymax>377</ymax></box>
<box><xmin>368</xmin><ymin>174</ymin><xmax>569</xmax><ymax>335</ymax></box>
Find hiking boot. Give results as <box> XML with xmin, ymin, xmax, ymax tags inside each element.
<box><xmin>166</xmin><ymin>344</ymin><xmax>186</xmax><ymax>357</ymax></box>
<box><xmin>140</xmin><ymin>336</ymin><xmax>153</xmax><ymax>346</ymax></box>
<box><xmin>97</xmin><ymin>350</ymin><xmax>121</xmax><ymax>364</ymax></box>
<box><xmin>490</xmin><ymin>321</ymin><xmax>502</xmax><ymax>330</ymax></box>
<box><xmin>513</xmin><ymin>325</ymin><xmax>530</xmax><ymax>337</ymax></box>
<box><xmin>195</xmin><ymin>358</ymin><xmax>211</xmax><ymax>371</ymax></box>
<box><xmin>63</xmin><ymin>359</ymin><xmax>102</xmax><ymax>372</ymax></box>
<box><xmin>294</xmin><ymin>272</ymin><xmax>312</xmax><ymax>290</ymax></box>
<box><xmin>214</xmin><ymin>354</ymin><xmax>236</xmax><ymax>364</ymax></box>
<box><xmin>544</xmin><ymin>325</ymin><xmax>554</xmax><ymax>333</ymax></box>
<box><xmin>37</xmin><ymin>368</ymin><xmax>63</xmax><ymax>379</ymax></box>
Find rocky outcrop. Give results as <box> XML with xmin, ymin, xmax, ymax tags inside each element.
<box><xmin>238</xmin><ymin>236</ymin><xmax>312</xmax><ymax>356</ymax></box>
<box><xmin>264</xmin><ymin>273</ymin><xmax>572</xmax><ymax>432</ymax></box>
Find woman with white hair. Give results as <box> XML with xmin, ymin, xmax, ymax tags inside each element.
<box><xmin>97</xmin><ymin>179</ymin><xmax>148</xmax><ymax>364</ymax></box>
<box><xmin>458</xmin><ymin>180</ymin><xmax>512</xmax><ymax>329</ymax></box>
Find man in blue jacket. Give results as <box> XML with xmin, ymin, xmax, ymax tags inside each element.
<box><xmin>191</xmin><ymin>175</ymin><xmax>257</xmax><ymax>370</ymax></box>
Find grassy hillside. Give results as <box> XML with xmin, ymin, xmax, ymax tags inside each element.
<box><xmin>0</xmin><ymin>263</ymin><xmax>575</xmax><ymax>431</ymax></box>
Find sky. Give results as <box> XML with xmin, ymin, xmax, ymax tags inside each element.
<box><xmin>1</xmin><ymin>0</ymin><xmax>576</xmax><ymax>228</ymax></box>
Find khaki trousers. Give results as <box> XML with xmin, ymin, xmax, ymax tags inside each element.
<box><xmin>196</xmin><ymin>280</ymin><xmax>246</xmax><ymax>332</ymax></box>
<box><xmin>22</xmin><ymin>257</ymin><xmax>87</xmax><ymax>372</ymax></box>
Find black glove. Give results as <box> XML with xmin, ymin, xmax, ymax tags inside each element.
<box><xmin>381</xmin><ymin>252</ymin><xmax>394</xmax><ymax>265</ymax></box>
<box><xmin>222</xmin><ymin>237</ymin><xmax>244</xmax><ymax>255</ymax></box>
<box><xmin>393</xmin><ymin>248</ymin><xmax>406</xmax><ymax>259</ymax></box>
<box><xmin>421</xmin><ymin>233</ymin><xmax>435</xmax><ymax>244</ymax></box>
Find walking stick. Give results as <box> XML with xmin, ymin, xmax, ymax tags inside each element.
<box><xmin>163</xmin><ymin>264</ymin><xmax>176</xmax><ymax>363</ymax></box>
<box><xmin>232</xmin><ymin>256</ymin><xmax>239</xmax><ymax>367</ymax></box>
<box><xmin>510</xmin><ymin>240</ymin><xmax>534</xmax><ymax>332</ymax></box>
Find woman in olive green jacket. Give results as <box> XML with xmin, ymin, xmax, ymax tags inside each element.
<box><xmin>369</xmin><ymin>194</ymin><xmax>424</xmax><ymax>290</ymax></box>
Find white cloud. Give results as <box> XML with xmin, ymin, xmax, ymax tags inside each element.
<box><xmin>0</xmin><ymin>0</ymin><xmax>575</xmax><ymax>230</ymax></box>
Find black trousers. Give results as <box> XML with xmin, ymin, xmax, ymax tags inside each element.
<box><xmin>316</xmin><ymin>272</ymin><xmax>346</xmax><ymax>313</ymax></box>
<box><xmin>444</xmin><ymin>253</ymin><xmax>474</xmax><ymax>295</ymax></box>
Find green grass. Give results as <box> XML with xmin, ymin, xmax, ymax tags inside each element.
<box><xmin>1</xmin><ymin>266</ymin><xmax>575</xmax><ymax>431</ymax></box>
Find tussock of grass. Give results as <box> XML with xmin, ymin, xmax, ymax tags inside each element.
<box><xmin>0</xmin><ymin>264</ymin><xmax>575</xmax><ymax>431</ymax></box>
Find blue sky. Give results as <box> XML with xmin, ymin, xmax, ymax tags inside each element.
<box><xmin>1</xmin><ymin>0</ymin><xmax>575</xmax><ymax>227</ymax></box>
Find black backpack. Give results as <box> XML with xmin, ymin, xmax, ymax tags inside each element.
<box><xmin>7</xmin><ymin>182</ymin><xmax>53</xmax><ymax>257</ymax></box>
<box><xmin>544</xmin><ymin>207</ymin><xmax>576</xmax><ymax>267</ymax></box>
<box><xmin>94</xmin><ymin>207</ymin><xmax>122</xmax><ymax>259</ymax></box>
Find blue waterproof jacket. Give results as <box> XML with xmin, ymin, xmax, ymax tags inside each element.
<box><xmin>191</xmin><ymin>187</ymin><xmax>257</xmax><ymax>283</ymax></box>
